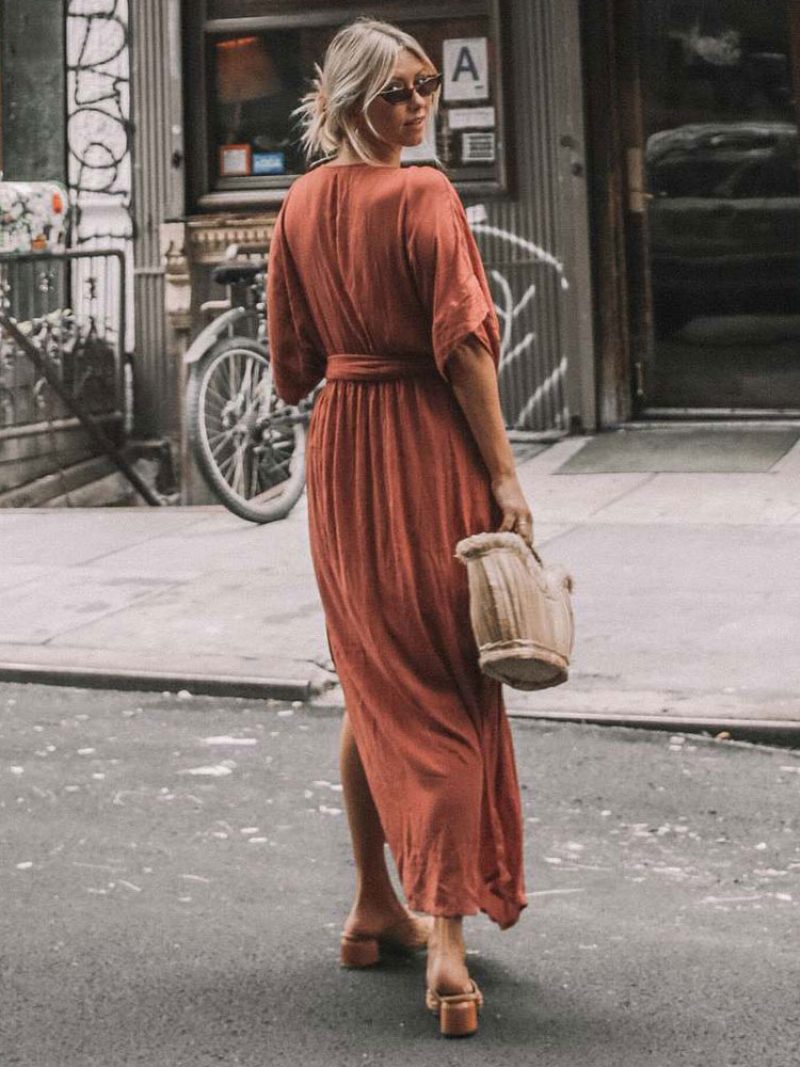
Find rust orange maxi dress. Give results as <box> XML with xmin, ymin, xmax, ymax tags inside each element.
<box><xmin>267</xmin><ymin>161</ymin><xmax>527</xmax><ymax>930</ymax></box>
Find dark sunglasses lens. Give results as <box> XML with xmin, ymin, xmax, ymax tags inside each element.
<box><xmin>417</xmin><ymin>74</ymin><xmax>442</xmax><ymax>97</ymax></box>
<box><xmin>381</xmin><ymin>74</ymin><xmax>441</xmax><ymax>103</ymax></box>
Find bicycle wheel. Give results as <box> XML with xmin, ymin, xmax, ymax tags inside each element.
<box><xmin>186</xmin><ymin>336</ymin><xmax>306</xmax><ymax>523</ymax></box>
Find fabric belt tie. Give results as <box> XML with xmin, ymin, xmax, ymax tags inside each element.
<box><xmin>325</xmin><ymin>353</ymin><xmax>439</xmax><ymax>382</ymax></box>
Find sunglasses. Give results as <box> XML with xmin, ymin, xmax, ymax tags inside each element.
<box><xmin>376</xmin><ymin>72</ymin><xmax>442</xmax><ymax>105</ymax></box>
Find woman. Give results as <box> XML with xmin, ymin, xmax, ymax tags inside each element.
<box><xmin>267</xmin><ymin>17</ymin><xmax>533</xmax><ymax>1037</ymax></box>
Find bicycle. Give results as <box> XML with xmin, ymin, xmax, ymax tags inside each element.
<box><xmin>184</xmin><ymin>249</ymin><xmax>319</xmax><ymax>524</ymax></box>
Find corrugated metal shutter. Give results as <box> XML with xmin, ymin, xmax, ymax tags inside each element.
<box><xmin>465</xmin><ymin>0</ymin><xmax>580</xmax><ymax>432</ymax></box>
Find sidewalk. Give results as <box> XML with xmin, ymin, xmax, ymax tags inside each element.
<box><xmin>1</xmin><ymin>429</ymin><xmax>799</xmax><ymax>738</ymax></box>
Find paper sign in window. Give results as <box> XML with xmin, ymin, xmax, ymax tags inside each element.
<box><xmin>219</xmin><ymin>144</ymin><xmax>252</xmax><ymax>177</ymax></box>
<box><xmin>448</xmin><ymin>106</ymin><xmax>496</xmax><ymax>130</ymax></box>
<box><xmin>443</xmin><ymin>38</ymin><xmax>489</xmax><ymax>102</ymax></box>
<box><xmin>461</xmin><ymin>130</ymin><xmax>496</xmax><ymax>163</ymax></box>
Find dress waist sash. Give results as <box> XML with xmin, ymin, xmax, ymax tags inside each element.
<box><xmin>325</xmin><ymin>353</ymin><xmax>439</xmax><ymax>382</ymax></box>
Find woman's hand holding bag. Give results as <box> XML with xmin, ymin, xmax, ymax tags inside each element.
<box><xmin>491</xmin><ymin>471</ymin><xmax>534</xmax><ymax>546</ymax></box>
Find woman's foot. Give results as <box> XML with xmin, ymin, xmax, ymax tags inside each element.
<box><xmin>425</xmin><ymin>917</ymin><xmax>481</xmax><ymax>1036</ymax></box>
<box><xmin>342</xmin><ymin>901</ymin><xmax>433</xmax><ymax>949</ymax></box>
<box><xmin>426</xmin><ymin>916</ymin><xmax>473</xmax><ymax>996</ymax></box>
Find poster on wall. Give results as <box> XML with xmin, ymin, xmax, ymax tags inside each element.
<box><xmin>442</xmin><ymin>38</ymin><xmax>489</xmax><ymax>102</ymax></box>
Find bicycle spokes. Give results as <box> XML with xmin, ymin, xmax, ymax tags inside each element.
<box><xmin>199</xmin><ymin>347</ymin><xmax>298</xmax><ymax>502</ymax></box>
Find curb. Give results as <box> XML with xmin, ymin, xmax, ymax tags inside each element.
<box><xmin>0</xmin><ymin>661</ymin><xmax>322</xmax><ymax>703</ymax></box>
<box><xmin>504</xmin><ymin>707</ymin><xmax>800</xmax><ymax>745</ymax></box>
<box><xmin>2</xmin><ymin>663</ymin><xmax>797</xmax><ymax>746</ymax></box>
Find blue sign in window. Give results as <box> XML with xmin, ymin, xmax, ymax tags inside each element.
<box><xmin>252</xmin><ymin>151</ymin><xmax>286</xmax><ymax>176</ymax></box>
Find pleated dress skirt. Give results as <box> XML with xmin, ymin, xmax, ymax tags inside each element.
<box><xmin>305</xmin><ymin>353</ymin><xmax>527</xmax><ymax>930</ymax></box>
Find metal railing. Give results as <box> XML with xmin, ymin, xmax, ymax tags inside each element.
<box><xmin>0</xmin><ymin>248</ymin><xmax>126</xmax><ymax>433</ymax></box>
<box><xmin>0</xmin><ymin>247</ymin><xmax>161</xmax><ymax>505</ymax></box>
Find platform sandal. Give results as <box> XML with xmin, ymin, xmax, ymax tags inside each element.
<box><xmin>339</xmin><ymin>913</ymin><xmax>433</xmax><ymax>968</ymax></box>
<box><xmin>425</xmin><ymin>979</ymin><xmax>483</xmax><ymax>1037</ymax></box>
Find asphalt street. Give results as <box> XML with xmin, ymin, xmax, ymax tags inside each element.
<box><xmin>2</xmin><ymin>682</ymin><xmax>799</xmax><ymax>1066</ymax></box>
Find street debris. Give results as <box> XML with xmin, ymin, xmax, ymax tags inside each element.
<box><xmin>528</xmin><ymin>888</ymin><xmax>585</xmax><ymax>897</ymax></box>
<box><xmin>201</xmin><ymin>735</ymin><xmax>257</xmax><ymax>746</ymax></box>
<box><xmin>179</xmin><ymin>760</ymin><xmax>236</xmax><ymax>777</ymax></box>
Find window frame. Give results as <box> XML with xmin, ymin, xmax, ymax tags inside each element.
<box><xmin>184</xmin><ymin>0</ymin><xmax>512</xmax><ymax>210</ymax></box>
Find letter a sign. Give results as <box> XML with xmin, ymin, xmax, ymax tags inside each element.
<box><xmin>442</xmin><ymin>38</ymin><xmax>489</xmax><ymax>102</ymax></box>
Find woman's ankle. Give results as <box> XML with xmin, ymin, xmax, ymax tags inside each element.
<box><xmin>431</xmin><ymin>916</ymin><xmax>465</xmax><ymax>948</ymax></box>
<box><xmin>347</xmin><ymin>886</ymin><xmax>407</xmax><ymax>924</ymax></box>
<box><xmin>427</xmin><ymin>916</ymin><xmax>471</xmax><ymax>993</ymax></box>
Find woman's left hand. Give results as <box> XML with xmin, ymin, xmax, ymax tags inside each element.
<box><xmin>492</xmin><ymin>473</ymin><xmax>534</xmax><ymax>546</ymax></box>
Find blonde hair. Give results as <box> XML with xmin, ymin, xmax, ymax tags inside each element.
<box><xmin>292</xmin><ymin>17</ymin><xmax>440</xmax><ymax>167</ymax></box>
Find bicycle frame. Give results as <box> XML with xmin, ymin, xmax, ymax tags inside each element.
<box><xmin>183</xmin><ymin>305</ymin><xmax>255</xmax><ymax>368</ymax></box>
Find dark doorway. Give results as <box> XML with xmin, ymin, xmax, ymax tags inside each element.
<box><xmin>637</xmin><ymin>0</ymin><xmax>800</xmax><ymax>412</ymax></box>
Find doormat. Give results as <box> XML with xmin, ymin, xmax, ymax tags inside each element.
<box><xmin>511</xmin><ymin>441</ymin><xmax>548</xmax><ymax>464</ymax></box>
<box><xmin>556</xmin><ymin>428</ymin><xmax>800</xmax><ymax>474</ymax></box>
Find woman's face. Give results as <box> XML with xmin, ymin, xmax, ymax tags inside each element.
<box><xmin>362</xmin><ymin>48</ymin><xmax>437</xmax><ymax>152</ymax></box>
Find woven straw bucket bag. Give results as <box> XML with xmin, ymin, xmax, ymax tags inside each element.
<box><xmin>455</xmin><ymin>531</ymin><xmax>575</xmax><ymax>691</ymax></box>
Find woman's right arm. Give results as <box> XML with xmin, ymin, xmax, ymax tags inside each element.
<box><xmin>266</xmin><ymin>204</ymin><xmax>326</xmax><ymax>405</ymax></box>
<box><xmin>447</xmin><ymin>333</ymin><xmax>534</xmax><ymax>545</ymax></box>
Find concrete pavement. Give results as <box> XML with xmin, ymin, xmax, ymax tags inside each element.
<box><xmin>3</xmin><ymin>682</ymin><xmax>799</xmax><ymax>1066</ymax></box>
<box><xmin>1</xmin><ymin>430</ymin><xmax>800</xmax><ymax>738</ymax></box>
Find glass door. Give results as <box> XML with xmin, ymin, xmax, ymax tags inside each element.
<box><xmin>638</xmin><ymin>0</ymin><xmax>800</xmax><ymax>411</ymax></box>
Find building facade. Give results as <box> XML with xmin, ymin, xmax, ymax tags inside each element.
<box><xmin>164</xmin><ymin>0</ymin><xmax>595</xmax><ymax>444</ymax></box>
<box><xmin>2</xmin><ymin>0</ymin><xmax>799</xmax><ymax>486</ymax></box>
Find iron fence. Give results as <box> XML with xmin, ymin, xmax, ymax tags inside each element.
<box><xmin>0</xmin><ymin>248</ymin><xmax>126</xmax><ymax>433</ymax></box>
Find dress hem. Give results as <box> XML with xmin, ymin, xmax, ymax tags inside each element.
<box><xmin>406</xmin><ymin>892</ymin><xmax>528</xmax><ymax>930</ymax></box>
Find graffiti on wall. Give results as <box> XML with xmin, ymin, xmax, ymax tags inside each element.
<box><xmin>467</xmin><ymin>205</ymin><xmax>570</xmax><ymax>431</ymax></box>
<box><xmin>66</xmin><ymin>0</ymin><xmax>132</xmax><ymax>244</ymax></box>
<box><xmin>66</xmin><ymin>0</ymin><xmax>133</xmax><ymax>353</ymax></box>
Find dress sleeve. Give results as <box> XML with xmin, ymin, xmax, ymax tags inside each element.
<box><xmin>405</xmin><ymin>169</ymin><xmax>501</xmax><ymax>380</ymax></box>
<box><xmin>266</xmin><ymin>201</ymin><xmax>326</xmax><ymax>405</ymax></box>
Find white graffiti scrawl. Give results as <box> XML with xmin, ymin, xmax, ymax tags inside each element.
<box><xmin>66</xmin><ymin>0</ymin><xmax>133</xmax><ymax>350</ymax></box>
<box><xmin>467</xmin><ymin>205</ymin><xmax>569</xmax><ymax>431</ymax></box>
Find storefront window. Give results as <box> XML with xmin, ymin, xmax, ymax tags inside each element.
<box><xmin>212</xmin><ymin>32</ymin><xmax>307</xmax><ymax>182</ymax></box>
<box><xmin>186</xmin><ymin>1</ymin><xmax>509</xmax><ymax>207</ymax></box>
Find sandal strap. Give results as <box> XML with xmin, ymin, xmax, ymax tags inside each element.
<box><xmin>426</xmin><ymin>980</ymin><xmax>483</xmax><ymax>1011</ymax></box>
